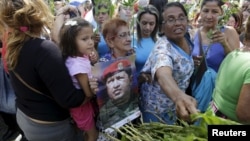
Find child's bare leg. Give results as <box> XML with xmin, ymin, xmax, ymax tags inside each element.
<box><xmin>85</xmin><ymin>125</ymin><xmax>98</xmax><ymax>141</ymax></box>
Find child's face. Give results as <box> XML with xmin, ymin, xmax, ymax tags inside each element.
<box><xmin>119</xmin><ymin>6</ymin><xmax>133</xmax><ymax>22</ymax></box>
<box><xmin>95</xmin><ymin>12</ymin><xmax>109</xmax><ymax>25</ymax></box>
<box><xmin>76</xmin><ymin>26</ymin><xmax>95</xmax><ymax>56</ymax></box>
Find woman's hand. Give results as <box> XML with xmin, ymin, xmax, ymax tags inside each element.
<box><xmin>56</xmin><ymin>5</ymin><xmax>79</xmax><ymax>17</ymax></box>
<box><xmin>89</xmin><ymin>50</ymin><xmax>99</xmax><ymax>65</ymax></box>
<box><xmin>193</xmin><ymin>55</ymin><xmax>202</xmax><ymax>68</ymax></box>
<box><xmin>94</xmin><ymin>33</ymin><xmax>100</xmax><ymax>49</ymax></box>
<box><xmin>210</xmin><ymin>26</ymin><xmax>239</xmax><ymax>54</ymax></box>
<box><xmin>174</xmin><ymin>94</ymin><xmax>199</xmax><ymax>122</ymax></box>
<box><xmin>51</xmin><ymin>5</ymin><xmax>79</xmax><ymax>44</ymax></box>
<box><xmin>211</xmin><ymin>30</ymin><xmax>226</xmax><ymax>45</ymax></box>
<box><xmin>156</xmin><ymin>67</ymin><xmax>199</xmax><ymax>122</ymax></box>
<box><xmin>89</xmin><ymin>77</ymin><xmax>99</xmax><ymax>94</ymax></box>
<box><xmin>138</xmin><ymin>72</ymin><xmax>152</xmax><ymax>85</ymax></box>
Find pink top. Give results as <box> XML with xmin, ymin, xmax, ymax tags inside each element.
<box><xmin>65</xmin><ymin>56</ymin><xmax>95</xmax><ymax>131</ymax></box>
<box><xmin>65</xmin><ymin>56</ymin><xmax>92</xmax><ymax>89</ymax></box>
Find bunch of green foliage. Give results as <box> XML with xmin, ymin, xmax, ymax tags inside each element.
<box><xmin>219</xmin><ymin>1</ymin><xmax>239</xmax><ymax>27</ymax></box>
<box><xmin>105</xmin><ymin>111</ymin><xmax>240</xmax><ymax>141</ymax></box>
<box><xmin>121</xmin><ymin>0</ymin><xmax>137</xmax><ymax>7</ymax></box>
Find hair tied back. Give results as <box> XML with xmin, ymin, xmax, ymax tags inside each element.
<box><xmin>20</xmin><ymin>26</ymin><xmax>29</xmax><ymax>32</ymax></box>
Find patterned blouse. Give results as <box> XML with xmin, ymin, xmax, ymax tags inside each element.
<box><xmin>139</xmin><ymin>36</ymin><xmax>194</xmax><ymax>123</ymax></box>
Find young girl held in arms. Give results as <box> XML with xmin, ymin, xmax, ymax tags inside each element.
<box><xmin>59</xmin><ymin>17</ymin><xmax>99</xmax><ymax>141</ymax></box>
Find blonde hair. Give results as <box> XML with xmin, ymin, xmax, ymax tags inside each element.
<box><xmin>0</xmin><ymin>0</ymin><xmax>54</xmax><ymax>70</ymax></box>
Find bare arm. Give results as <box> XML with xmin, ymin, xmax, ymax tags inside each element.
<box><xmin>75</xmin><ymin>73</ymin><xmax>94</xmax><ymax>104</ymax></box>
<box><xmin>212</xmin><ymin>26</ymin><xmax>239</xmax><ymax>54</ymax></box>
<box><xmin>236</xmin><ymin>84</ymin><xmax>250</xmax><ymax>123</ymax></box>
<box><xmin>155</xmin><ymin>66</ymin><xmax>198</xmax><ymax>121</ymax></box>
<box><xmin>223</xmin><ymin>26</ymin><xmax>239</xmax><ymax>54</ymax></box>
<box><xmin>51</xmin><ymin>14</ymin><xmax>64</xmax><ymax>45</ymax></box>
<box><xmin>51</xmin><ymin>5</ymin><xmax>79</xmax><ymax>45</ymax></box>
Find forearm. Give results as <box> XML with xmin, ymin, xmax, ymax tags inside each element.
<box><xmin>51</xmin><ymin>14</ymin><xmax>64</xmax><ymax>45</ymax></box>
<box><xmin>81</xmin><ymin>79</ymin><xmax>93</xmax><ymax>98</ymax></box>
<box><xmin>156</xmin><ymin>67</ymin><xmax>185</xmax><ymax>103</ymax></box>
<box><xmin>158</xmin><ymin>76</ymin><xmax>184</xmax><ymax>103</ymax></box>
<box><xmin>75</xmin><ymin>73</ymin><xmax>94</xmax><ymax>99</ymax></box>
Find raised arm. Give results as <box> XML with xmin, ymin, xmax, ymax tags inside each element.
<box><xmin>51</xmin><ymin>5</ymin><xmax>79</xmax><ymax>45</ymax></box>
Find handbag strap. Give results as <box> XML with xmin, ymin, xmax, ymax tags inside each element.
<box><xmin>198</xmin><ymin>29</ymin><xmax>212</xmax><ymax>59</ymax></box>
<box><xmin>198</xmin><ymin>29</ymin><xmax>203</xmax><ymax>56</ymax></box>
<box><xmin>13</xmin><ymin>71</ymin><xmax>53</xmax><ymax>100</ymax></box>
<box><xmin>192</xmin><ymin>29</ymin><xmax>211</xmax><ymax>85</ymax></box>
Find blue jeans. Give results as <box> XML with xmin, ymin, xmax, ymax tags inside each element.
<box><xmin>0</xmin><ymin>59</ymin><xmax>16</xmax><ymax>114</ymax></box>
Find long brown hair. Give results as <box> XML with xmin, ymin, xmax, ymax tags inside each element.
<box><xmin>0</xmin><ymin>0</ymin><xmax>54</xmax><ymax>70</ymax></box>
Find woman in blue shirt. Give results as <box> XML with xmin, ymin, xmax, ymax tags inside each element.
<box><xmin>133</xmin><ymin>4</ymin><xmax>159</xmax><ymax>76</ymax></box>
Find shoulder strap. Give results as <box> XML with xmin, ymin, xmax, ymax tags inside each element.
<box><xmin>198</xmin><ymin>28</ymin><xmax>212</xmax><ymax>57</ymax></box>
<box><xmin>13</xmin><ymin>71</ymin><xmax>53</xmax><ymax>100</ymax></box>
<box><xmin>192</xmin><ymin>29</ymin><xmax>209</xmax><ymax>85</ymax></box>
<box><xmin>198</xmin><ymin>29</ymin><xmax>203</xmax><ymax>56</ymax></box>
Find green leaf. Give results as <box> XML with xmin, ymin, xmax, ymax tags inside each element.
<box><xmin>121</xmin><ymin>0</ymin><xmax>137</xmax><ymax>7</ymax></box>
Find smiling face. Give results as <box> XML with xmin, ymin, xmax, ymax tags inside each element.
<box><xmin>162</xmin><ymin>6</ymin><xmax>188</xmax><ymax>41</ymax></box>
<box><xmin>200</xmin><ymin>1</ymin><xmax>222</xmax><ymax>28</ymax></box>
<box><xmin>76</xmin><ymin>26</ymin><xmax>95</xmax><ymax>56</ymax></box>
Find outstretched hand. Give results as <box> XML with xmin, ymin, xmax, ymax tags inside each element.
<box><xmin>174</xmin><ymin>94</ymin><xmax>199</xmax><ymax>122</ymax></box>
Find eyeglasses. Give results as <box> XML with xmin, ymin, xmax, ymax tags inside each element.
<box><xmin>162</xmin><ymin>16</ymin><xmax>187</xmax><ymax>26</ymax></box>
<box><xmin>116</xmin><ymin>32</ymin><xmax>131</xmax><ymax>39</ymax></box>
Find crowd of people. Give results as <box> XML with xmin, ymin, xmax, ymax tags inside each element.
<box><xmin>1</xmin><ymin>0</ymin><xmax>250</xmax><ymax>141</ymax></box>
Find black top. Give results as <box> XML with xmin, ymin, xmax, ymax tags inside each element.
<box><xmin>9</xmin><ymin>38</ymin><xmax>85</xmax><ymax>121</ymax></box>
